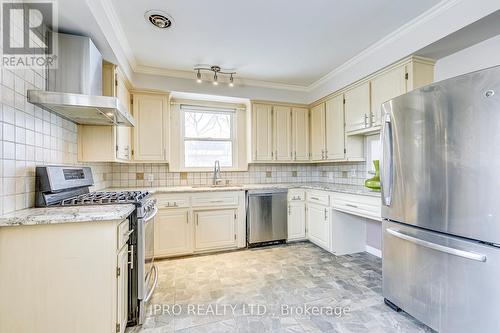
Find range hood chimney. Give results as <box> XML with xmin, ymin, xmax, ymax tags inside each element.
<box><xmin>27</xmin><ymin>33</ymin><xmax>135</xmax><ymax>127</ymax></box>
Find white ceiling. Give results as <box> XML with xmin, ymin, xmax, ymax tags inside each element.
<box><xmin>109</xmin><ymin>0</ymin><xmax>441</xmax><ymax>87</ymax></box>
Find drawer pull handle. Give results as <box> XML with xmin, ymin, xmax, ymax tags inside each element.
<box><xmin>209</xmin><ymin>200</ymin><xmax>225</xmax><ymax>203</ymax></box>
<box><xmin>345</xmin><ymin>203</ymin><xmax>358</xmax><ymax>208</ymax></box>
<box><xmin>310</xmin><ymin>197</ymin><xmax>319</xmax><ymax>200</ymax></box>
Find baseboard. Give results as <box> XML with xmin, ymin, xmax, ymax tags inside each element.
<box><xmin>365</xmin><ymin>245</ymin><xmax>382</xmax><ymax>258</ymax></box>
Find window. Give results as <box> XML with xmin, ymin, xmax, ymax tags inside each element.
<box><xmin>182</xmin><ymin>105</ymin><xmax>235</xmax><ymax>168</ymax></box>
<box><xmin>366</xmin><ymin>134</ymin><xmax>381</xmax><ymax>177</ymax></box>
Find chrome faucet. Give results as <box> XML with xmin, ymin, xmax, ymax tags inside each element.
<box><xmin>213</xmin><ymin>160</ymin><xmax>222</xmax><ymax>185</ymax></box>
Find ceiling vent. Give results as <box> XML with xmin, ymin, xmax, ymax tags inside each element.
<box><xmin>145</xmin><ymin>10</ymin><xmax>173</xmax><ymax>29</ymax></box>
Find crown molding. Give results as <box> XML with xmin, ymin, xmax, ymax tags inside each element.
<box><xmin>133</xmin><ymin>64</ymin><xmax>310</xmax><ymax>91</ymax></box>
<box><xmin>90</xmin><ymin>0</ymin><xmax>461</xmax><ymax>94</ymax></box>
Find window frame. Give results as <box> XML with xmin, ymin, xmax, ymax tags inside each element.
<box><xmin>180</xmin><ymin>105</ymin><xmax>237</xmax><ymax>170</ymax></box>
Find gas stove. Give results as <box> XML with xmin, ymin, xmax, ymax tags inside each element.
<box><xmin>59</xmin><ymin>191</ymin><xmax>151</xmax><ymax>206</ymax></box>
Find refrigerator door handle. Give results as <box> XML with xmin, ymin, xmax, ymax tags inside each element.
<box><xmin>386</xmin><ymin>228</ymin><xmax>487</xmax><ymax>262</ymax></box>
<box><xmin>381</xmin><ymin>112</ymin><xmax>393</xmax><ymax>206</ymax></box>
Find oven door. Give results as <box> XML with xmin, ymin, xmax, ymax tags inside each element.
<box><xmin>142</xmin><ymin>204</ymin><xmax>158</xmax><ymax>304</ymax></box>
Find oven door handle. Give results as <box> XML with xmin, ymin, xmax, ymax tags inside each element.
<box><xmin>144</xmin><ymin>206</ymin><xmax>158</xmax><ymax>223</ymax></box>
<box><xmin>144</xmin><ymin>264</ymin><xmax>158</xmax><ymax>303</ymax></box>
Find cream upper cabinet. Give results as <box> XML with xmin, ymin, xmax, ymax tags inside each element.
<box><xmin>325</xmin><ymin>95</ymin><xmax>345</xmax><ymax>160</ymax></box>
<box><xmin>194</xmin><ymin>209</ymin><xmax>237</xmax><ymax>251</ymax></box>
<box><xmin>132</xmin><ymin>92</ymin><xmax>169</xmax><ymax>161</ymax></box>
<box><xmin>78</xmin><ymin>63</ymin><xmax>132</xmax><ymax>162</ymax></box>
<box><xmin>273</xmin><ymin>106</ymin><xmax>292</xmax><ymax>161</ymax></box>
<box><xmin>115</xmin><ymin>69</ymin><xmax>132</xmax><ymax>160</ymax></box>
<box><xmin>310</xmin><ymin>103</ymin><xmax>326</xmax><ymax>161</ymax></box>
<box><xmin>345</xmin><ymin>82</ymin><xmax>371</xmax><ymax>133</ymax></box>
<box><xmin>292</xmin><ymin>107</ymin><xmax>309</xmax><ymax>161</ymax></box>
<box><xmin>370</xmin><ymin>65</ymin><xmax>406</xmax><ymax>127</ymax></box>
<box><xmin>252</xmin><ymin>104</ymin><xmax>273</xmax><ymax>161</ymax></box>
<box><xmin>155</xmin><ymin>209</ymin><xmax>193</xmax><ymax>257</ymax></box>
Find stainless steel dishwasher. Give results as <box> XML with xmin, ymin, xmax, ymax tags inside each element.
<box><xmin>247</xmin><ymin>189</ymin><xmax>288</xmax><ymax>247</ymax></box>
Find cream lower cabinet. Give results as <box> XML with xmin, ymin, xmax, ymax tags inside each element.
<box><xmin>154</xmin><ymin>191</ymin><xmax>245</xmax><ymax>258</ymax></box>
<box><xmin>155</xmin><ymin>208</ymin><xmax>193</xmax><ymax>257</ymax></box>
<box><xmin>288</xmin><ymin>202</ymin><xmax>306</xmax><ymax>241</ymax></box>
<box><xmin>0</xmin><ymin>218</ymin><xmax>131</xmax><ymax>333</ymax></box>
<box><xmin>287</xmin><ymin>189</ymin><xmax>306</xmax><ymax>241</ymax></box>
<box><xmin>194</xmin><ymin>209</ymin><xmax>237</xmax><ymax>251</ymax></box>
<box><xmin>306</xmin><ymin>201</ymin><xmax>331</xmax><ymax>251</ymax></box>
<box><xmin>116</xmin><ymin>241</ymin><xmax>129</xmax><ymax>333</ymax></box>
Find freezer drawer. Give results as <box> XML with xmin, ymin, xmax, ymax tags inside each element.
<box><xmin>383</xmin><ymin>220</ymin><xmax>500</xmax><ymax>332</ymax></box>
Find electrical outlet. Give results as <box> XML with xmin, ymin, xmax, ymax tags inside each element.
<box><xmin>291</xmin><ymin>171</ymin><xmax>298</xmax><ymax>177</ymax></box>
<box><xmin>328</xmin><ymin>172</ymin><xmax>334</xmax><ymax>180</ymax></box>
<box><xmin>266</xmin><ymin>171</ymin><xmax>272</xmax><ymax>178</ymax></box>
<box><xmin>349</xmin><ymin>169</ymin><xmax>357</xmax><ymax>177</ymax></box>
<box><xmin>146</xmin><ymin>173</ymin><xmax>154</xmax><ymax>182</ymax></box>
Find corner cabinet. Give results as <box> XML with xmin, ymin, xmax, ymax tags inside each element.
<box><xmin>78</xmin><ymin>63</ymin><xmax>133</xmax><ymax>162</ymax></box>
<box><xmin>310</xmin><ymin>95</ymin><xmax>363</xmax><ymax>162</ymax></box>
<box><xmin>252</xmin><ymin>103</ymin><xmax>309</xmax><ymax>163</ymax></box>
<box><xmin>131</xmin><ymin>92</ymin><xmax>170</xmax><ymax>162</ymax></box>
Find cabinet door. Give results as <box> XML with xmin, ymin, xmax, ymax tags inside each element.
<box><xmin>195</xmin><ymin>209</ymin><xmax>236</xmax><ymax>251</ymax></box>
<box><xmin>133</xmin><ymin>93</ymin><xmax>168</xmax><ymax>161</ymax></box>
<box><xmin>310</xmin><ymin>103</ymin><xmax>326</xmax><ymax>161</ymax></box>
<box><xmin>370</xmin><ymin>65</ymin><xmax>406</xmax><ymax>126</ymax></box>
<box><xmin>115</xmin><ymin>71</ymin><xmax>131</xmax><ymax>160</ymax></box>
<box><xmin>116</xmin><ymin>245</ymin><xmax>128</xmax><ymax>333</ymax></box>
<box><xmin>325</xmin><ymin>95</ymin><xmax>345</xmax><ymax>160</ymax></box>
<box><xmin>155</xmin><ymin>209</ymin><xmax>193</xmax><ymax>257</ymax></box>
<box><xmin>345</xmin><ymin>82</ymin><xmax>371</xmax><ymax>133</ymax></box>
<box><xmin>273</xmin><ymin>106</ymin><xmax>292</xmax><ymax>161</ymax></box>
<box><xmin>307</xmin><ymin>203</ymin><xmax>331</xmax><ymax>251</ymax></box>
<box><xmin>292</xmin><ymin>107</ymin><xmax>309</xmax><ymax>161</ymax></box>
<box><xmin>288</xmin><ymin>202</ymin><xmax>306</xmax><ymax>240</ymax></box>
<box><xmin>252</xmin><ymin>104</ymin><xmax>273</xmax><ymax>161</ymax></box>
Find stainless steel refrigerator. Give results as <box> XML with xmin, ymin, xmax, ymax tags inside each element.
<box><xmin>380</xmin><ymin>65</ymin><xmax>500</xmax><ymax>333</ymax></box>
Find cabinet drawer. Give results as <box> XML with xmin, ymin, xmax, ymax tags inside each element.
<box><xmin>155</xmin><ymin>194</ymin><xmax>190</xmax><ymax>209</ymax></box>
<box><xmin>288</xmin><ymin>189</ymin><xmax>305</xmax><ymax>201</ymax></box>
<box><xmin>117</xmin><ymin>219</ymin><xmax>131</xmax><ymax>250</ymax></box>
<box><xmin>306</xmin><ymin>190</ymin><xmax>330</xmax><ymax>206</ymax></box>
<box><xmin>331</xmin><ymin>192</ymin><xmax>381</xmax><ymax>221</ymax></box>
<box><xmin>191</xmin><ymin>193</ymin><xmax>239</xmax><ymax>207</ymax></box>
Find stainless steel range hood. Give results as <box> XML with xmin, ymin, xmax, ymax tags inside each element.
<box><xmin>27</xmin><ymin>33</ymin><xmax>135</xmax><ymax>127</ymax></box>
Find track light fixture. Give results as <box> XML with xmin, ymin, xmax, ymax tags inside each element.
<box><xmin>194</xmin><ymin>65</ymin><xmax>236</xmax><ymax>87</ymax></box>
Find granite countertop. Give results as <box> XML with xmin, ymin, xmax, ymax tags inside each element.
<box><xmin>103</xmin><ymin>183</ymin><xmax>381</xmax><ymax>197</ymax></box>
<box><xmin>0</xmin><ymin>204</ymin><xmax>136</xmax><ymax>227</ymax></box>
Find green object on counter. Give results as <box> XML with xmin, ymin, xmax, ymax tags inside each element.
<box><xmin>365</xmin><ymin>160</ymin><xmax>381</xmax><ymax>191</ymax></box>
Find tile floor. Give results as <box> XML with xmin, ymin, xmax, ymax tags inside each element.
<box><xmin>133</xmin><ymin>242</ymin><xmax>432</xmax><ymax>333</ymax></box>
